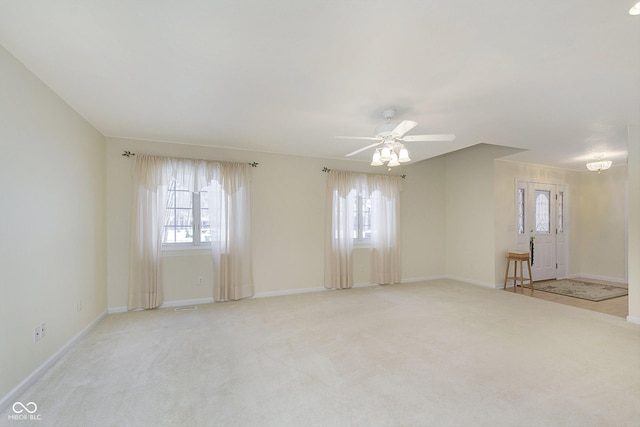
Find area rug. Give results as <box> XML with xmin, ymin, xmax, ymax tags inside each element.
<box><xmin>527</xmin><ymin>279</ymin><xmax>628</xmax><ymax>302</ymax></box>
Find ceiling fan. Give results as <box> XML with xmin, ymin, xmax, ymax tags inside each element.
<box><xmin>335</xmin><ymin>109</ymin><xmax>455</xmax><ymax>167</ymax></box>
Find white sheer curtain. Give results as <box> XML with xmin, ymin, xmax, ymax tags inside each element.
<box><xmin>368</xmin><ymin>174</ymin><xmax>403</xmax><ymax>284</ymax></box>
<box><xmin>324</xmin><ymin>171</ymin><xmax>360</xmax><ymax>289</ymax></box>
<box><xmin>128</xmin><ymin>155</ymin><xmax>253</xmax><ymax>309</ymax></box>
<box><xmin>324</xmin><ymin>170</ymin><xmax>403</xmax><ymax>290</ymax></box>
<box><xmin>128</xmin><ymin>156</ymin><xmax>167</xmax><ymax>310</ymax></box>
<box><xmin>208</xmin><ymin>162</ymin><xmax>254</xmax><ymax>301</ymax></box>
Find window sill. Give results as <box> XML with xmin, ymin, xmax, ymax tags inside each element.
<box><xmin>353</xmin><ymin>241</ymin><xmax>372</xmax><ymax>249</ymax></box>
<box><xmin>162</xmin><ymin>244</ymin><xmax>212</xmax><ymax>257</ymax></box>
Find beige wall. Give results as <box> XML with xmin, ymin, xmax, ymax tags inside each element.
<box><xmin>400</xmin><ymin>157</ymin><xmax>448</xmax><ymax>280</ymax></box>
<box><xmin>577</xmin><ymin>165</ymin><xmax>628</xmax><ymax>280</ymax></box>
<box><xmin>0</xmin><ymin>45</ymin><xmax>107</xmax><ymax>399</ymax></box>
<box><xmin>444</xmin><ymin>144</ymin><xmax>522</xmax><ymax>285</ymax></box>
<box><xmin>106</xmin><ymin>137</ymin><xmax>448</xmax><ymax>309</ymax></box>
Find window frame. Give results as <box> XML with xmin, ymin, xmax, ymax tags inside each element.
<box><xmin>517</xmin><ymin>187</ymin><xmax>526</xmax><ymax>235</ymax></box>
<box><xmin>162</xmin><ymin>184</ymin><xmax>211</xmax><ymax>251</ymax></box>
<box><xmin>557</xmin><ymin>190</ymin><xmax>565</xmax><ymax>234</ymax></box>
<box><xmin>353</xmin><ymin>192</ymin><xmax>371</xmax><ymax>245</ymax></box>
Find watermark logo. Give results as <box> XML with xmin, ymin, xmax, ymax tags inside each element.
<box><xmin>8</xmin><ymin>401</ymin><xmax>41</xmax><ymax>421</ymax></box>
<box><xmin>12</xmin><ymin>402</ymin><xmax>37</xmax><ymax>414</ymax></box>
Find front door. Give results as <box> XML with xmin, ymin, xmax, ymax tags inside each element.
<box><xmin>515</xmin><ymin>181</ymin><xmax>567</xmax><ymax>282</ymax></box>
<box><xmin>530</xmin><ymin>183</ymin><xmax>556</xmax><ymax>281</ymax></box>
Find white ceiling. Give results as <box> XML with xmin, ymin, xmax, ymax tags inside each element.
<box><xmin>1</xmin><ymin>0</ymin><xmax>638</xmax><ymax>170</ymax></box>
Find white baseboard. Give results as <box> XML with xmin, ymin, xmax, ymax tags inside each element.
<box><xmin>402</xmin><ymin>275</ymin><xmax>446</xmax><ymax>283</ymax></box>
<box><xmin>252</xmin><ymin>276</ymin><xmax>443</xmax><ymax>299</ymax></box>
<box><xmin>107</xmin><ymin>275</ymin><xmax>512</xmax><ymax>309</ymax></box>
<box><xmin>626</xmin><ymin>315</ymin><xmax>640</xmax><ymax>325</ymax></box>
<box><xmin>110</xmin><ymin>278</ymin><xmax>446</xmax><ymax>310</ymax></box>
<box><xmin>253</xmin><ymin>282</ymin><xmax>378</xmax><ymax>298</ymax></box>
<box><xmin>160</xmin><ymin>298</ymin><xmax>214</xmax><ymax>308</ymax></box>
<box><xmin>108</xmin><ymin>273</ymin><xmax>625</xmax><ymax>311</ymax></box>
<box><xmin>446</xmin><ymin>275</ymin><xmax>498</xmax><ymax>289</ymax></box>
<box><xmin>0</xmin><ymin>310</ymin><xmax>108</xmax><ymax>414</ymax></box>
<box><xmin>109</xmin><ymin>297</ymin><xmax>215</xmax><ymax>313</ymax></box>
<box><xmin>253</xmin><ymin>286</ymin><xmax>326</xmax><ymax>298</ymax></box>
<box><xmin>353</xmin><ymin>281</ymin><xmax>378</xmax><ymax>288</ymax></box>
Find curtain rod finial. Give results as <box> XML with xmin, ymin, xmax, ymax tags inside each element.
<box><xmin>322</xmin><ymin>167</ymin><xmax>331</xmax><ymax>173</ymax></box>
<box><xmin>122</xmin><ymin>151</ymin><xmax>135</xmax><ymax>157</ymax></box>
<box><xmin>249</xmin><ymin>162</ymin><xmax>259</xmax><ymax>168</ymax></box>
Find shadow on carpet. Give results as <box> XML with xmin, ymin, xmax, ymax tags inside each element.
<box><xmin>526</xmin><ymin>279</ymin><xmax>628</xmax><ymax>302</ymax></box>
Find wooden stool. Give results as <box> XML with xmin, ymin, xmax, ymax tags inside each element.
<box><xmin>504</xmin><ymin>251</ymin><xmax>533</xmax><ymax>294</ymax></box>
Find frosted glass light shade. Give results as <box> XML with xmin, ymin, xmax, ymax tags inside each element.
<box><xmin>370</xmin><ymin>149</ymin><xmax>383</xmax><ymax>166</ymax></box>
<box><xmin>387</xmin><ymin>152</ymin><xmax>400</xmax><ymax>167</ymax></box>
<box><xmin>586</xmin><ymin>160</ymin><xmax>612</xmax><ymax>172</ymax></box>
<box><xmin>398</xmin><ymin>146</ymin><xmax>411</xmax><ymax>163</ymax></box>
<box><xmin>380</xmin><ymin>146</ymin><xmax>392</xmax><ymax>162</ymax></box>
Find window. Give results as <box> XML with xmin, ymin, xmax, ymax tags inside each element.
<box><xmin>324</xmin><ymin>172</ymin><xmax>402</xmax><ymax>289</ymax></box>
<box><xmin>352</xmin><ymin>192</ymin><xmax>371</xmax><ymax>242</ymax></box>
<box><xmin>517</xmin><ymin>188</ymin><xmax>525</xmax><ymax>234</ymax></box>
<box><xmin>163</xmin><ymin>180</ymin><xmax>210</xmax><ymax>246</ymax></box>
<box><xmin>557</xmin><ymin>191</ymin><xmax>564</xmax><ymax>233</ymax></box>
<box><xmin>535</xmin><ymin>190</ymin><xmax>550</xmax><ymax>233</ymax></box>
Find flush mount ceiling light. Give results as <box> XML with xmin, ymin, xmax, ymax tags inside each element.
<box><xmin>630</xmin><ymin>1</ymin><xmax>640</xmax><ymax>15</ymax></box>
<box><xmin>586</xmin><ymin>154</ymin><xmax>612</xmax><ymax>173</ymax></box>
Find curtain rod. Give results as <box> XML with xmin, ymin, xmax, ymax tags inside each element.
<box><xmin>322</xmin><ymin>167</ymin><xmax>406</xmax><ymax>179</ymax></box>
<box><xmin>121</xmin><ymin>151</ymin><xmax>258</xmax><ymax>167</ymax></box>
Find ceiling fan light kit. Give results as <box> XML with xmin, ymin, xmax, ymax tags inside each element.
<box><xmin>338</xmin><ymin>109</ymin><xmax>454</xmax><ymax>167</ymax></box>
<box><xmin>370</xmin><ymin>144</ymin><xmax>411</xmax><ymax>167</ymax></box>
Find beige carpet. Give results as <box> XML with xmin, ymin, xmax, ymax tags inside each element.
<box><xmin>3</xmin><ymin>279</ymin><xmax>639</xmax><ymax>426</ymax></box>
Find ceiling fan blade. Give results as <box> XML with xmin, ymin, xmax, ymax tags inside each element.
<box><xmin>334</xmin><ymin>136</ymin><xmax>382</xmax><ymax>141</ymax></box>
<box><xmin>400</xmin><ymin>134</ymin><xmax>456</xmax><ymax>142</ymax></box>
<box><xmin>345</xmin><ymin>141</ymin><xmax>383</xmax><ymax>157</ymax></box>
<box><xmin>391</xmin><ymin>120</ymin><xmax>418</xmax><ymax>137</ymax></box>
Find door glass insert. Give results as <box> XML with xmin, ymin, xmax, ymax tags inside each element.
<box><xmin>517</xmin><ymin>188</ymin><xmax>525</xmax><ymax>234</ymax></box>
<box><xmin>557</xmin><ymin>191</ymin><xmax>564</xmax><ymax>233</ymax></box>
<box><xmin>535</xmin><ymin>190</ymin><xmax>550</xmax><ymax>233</ymax></box>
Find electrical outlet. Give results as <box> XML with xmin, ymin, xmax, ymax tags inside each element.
<box><xmin>197</xmin><ymin>276</ymin><xmax>204</xmax><ymax>285</ymax></box>
<box><xmin>34</xmin><ymin>326</ymin><xmax>41</xmax><ymax>343</ymax></box>
<box><xmin>41</xmin><ymin>322</ymin><xmax>46</xmax><ymax>338</ymax></box>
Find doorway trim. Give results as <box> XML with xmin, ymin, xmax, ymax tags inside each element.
<box><xmin>514</xmin><ymin>179</ymin><xmax>569</xmax><ymax>281</ymax></box>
